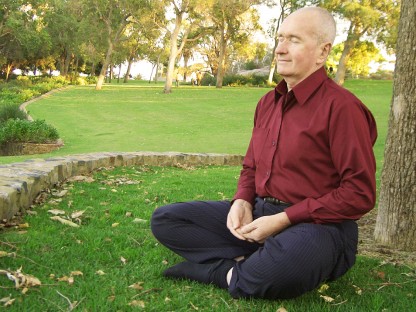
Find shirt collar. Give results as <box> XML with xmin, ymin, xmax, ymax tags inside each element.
<box><xmin>274</xmin><ymin>67</ymin><xmax>329</xmax><ymax>105</ymax></box>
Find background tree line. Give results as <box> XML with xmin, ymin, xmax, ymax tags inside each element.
<box><xmin>1</xmin><ymin>0</ymin><xmax>399</xmax><ymax>92</ymax></box>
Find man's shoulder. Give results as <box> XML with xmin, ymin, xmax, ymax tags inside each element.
<box><xmin>321</xmin><ymin>79</ymin><xmax>360</xmax><ymax>102</ymax></box>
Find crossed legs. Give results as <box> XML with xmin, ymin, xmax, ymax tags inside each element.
<box><xmin>151</xmin><ymin>199</ymin><xmax>358</xmax><ymax>299</ymax></box>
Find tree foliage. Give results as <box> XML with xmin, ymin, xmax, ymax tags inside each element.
<box><xmin>0</xmin><ymin>0</ymin><xmax>398</xmax><ymax>90</ymax></box>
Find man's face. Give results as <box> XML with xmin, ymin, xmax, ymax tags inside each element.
<box><xmin>275</xmin><ymin>12</ymin><xmax>323</xmax><ymax>87</ymax></box>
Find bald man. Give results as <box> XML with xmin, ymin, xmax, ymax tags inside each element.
<box><xmin>151</xmin><ymin>7</ymin><xmax>377</xmax><ymax>299</ymax></box>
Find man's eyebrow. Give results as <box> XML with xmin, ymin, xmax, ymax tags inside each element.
<box><xmin>278</xmin><ymin>33</ymin><xmax>302</xmax><ymax>40</ymax></box>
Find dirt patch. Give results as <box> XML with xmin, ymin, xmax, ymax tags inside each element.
<box><xmin>357</xmin><ymin>208</ymin><xmax>416</xmax><ymax>267</ymax></box>
<box><xmin>0</xmin><ymin>140</ymin><xmax>64</xmax><ymax>156</ymax></box>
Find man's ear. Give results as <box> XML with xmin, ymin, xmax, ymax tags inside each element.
<box><xmin>317</xmin><ymin>43</ymin><xmax>332</xmax><ymax>65</ymax></box>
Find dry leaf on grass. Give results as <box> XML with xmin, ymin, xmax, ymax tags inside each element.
<box><xmin>133</xmin><ymin>218</ymin><xmax>147</xmax><ymax>223</ymax></box>
<box><xmin>50</xmin><ymin>216</ymin><xmax>79</xmax><ymax>228</ymax></box>
<box><xmin>48</xmin><ymin>209</ymin><xmax>66</xmax><ymax>215</ymax></box>
<box><xmin>0</xmin><ymin>296</ymin><xmax>15</xmax><ymax>307</ymax></box>
<box><xmin>128</xmin><ymin>300</ymin><xmax>145</xmax><ymax>307</ymax></box>
<box><xmin>0</xmin><ymin>268</ymin><xmax>41</xmax><ymax>289</ymax></box>
<box><xmin>0</xmin><ymin>251</ymin><xmax>9</xmax><ymax>257</ymax></box>
<box><xmin>320</xmin><ymin>295</ymin><xmax>335</xmax><ymax>303</ymax></box>
<box><xmin>71</xmin><ymin>210</ymin><xmax>85</xmax><ymax>219</ymax></box>
<box><xmin>128</xmin><ymin>282</ymin><xmax>144</xmax><ymax>290</ymax></box>
<box><xmin>318</xmin><ymin>283</ymin><xmax>330</xmax><ymax>293</ymax></box>
<box><xmin>68</xmin><ymin>176</ymin><xmax>95</xmax><ymax>183</ymax></box>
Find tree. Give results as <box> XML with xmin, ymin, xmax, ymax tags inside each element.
<box><xmin>209</xmin><ymin>0</ymin><xmax>262</xmax><ymax>88</ymax></box>
<box><xmin>163</xmin><ymin>0</ymin><xmax>208</xmax><ymax>94</ymax></box>
<box><xmin>328</xmin><ymin>41</ymin><xmax>385</xmax><ymax>78</ymax></box>
<box><xmin>43</xmin><ymin>0</ymin><xmax>84</xmax><ymax>77</ymax></box>
<box><xmin>374</xmin><ymin>0</ymin><xmax>416</xmax><ymax>251</ymax></box>
<box><xmin>0</xmin><ymin>0</ymin><xmax>51</xmax><ymax>81</ymax></box>
<box><xmin>322</xmin><ymin>0</ymin><xmax>400</xmax><ymax>85</ymax></box>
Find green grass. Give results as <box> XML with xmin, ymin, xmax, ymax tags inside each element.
<box><xmin>0</xmin><ymin>79</ymin><xmax>392</xmax><ymax>166</ymax></box>
<box><xmin>1</xmin><ymin>165</ymin><xmax>415</xmax><ymax>311</ymax></box>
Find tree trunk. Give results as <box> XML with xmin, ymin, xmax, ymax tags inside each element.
<box><xmin>96</xmin><ymin>42</ymin><xmax>113</xmax><ymax>90</ymax></box>
<box><xmin>124</xmin><ymin>57</ymin><xmax>133</xmax><ymax>83</ymax></box>
<box><xmin>216</xmin><ymin>24</ymin><xmax>227</xmax><ymax>88</ymax></box>
<box><xmin>91</xmin><ymin>62</ymin><xmax>96</xmax><ymax>76</ymax></box>
<box><xmin>63</xmin><ymin>50</ymin><xmax>72</xmax><ymax>77</ymax></box>
<box><xmin>164</xmin><ymin>13</ymin><xmax>182</xmax><ymax>94</ymax></box>
<box><xmin>117</xmin><ymin>64</ymin><xmax>122</xmax><ymax>83</ymax></box>
<box><xmin>374</xmin><ymin>0</ymin><xmax>416</xmax><ymax>251</ymax></box>
<box><xmin>5</xmin><ymin>63</ymin><xmax>13</xmax><ymax>82</ymax></box>
<box><xmin>334</xmin><ymin>23</ymin><xmax>358</xmax><ymax>85</ymax></box>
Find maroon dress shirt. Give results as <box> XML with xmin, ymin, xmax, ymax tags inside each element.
<box><xmin>233</xmin><ymin>67</ymin><xmax>377</xmax><ymax>224</ymax></box>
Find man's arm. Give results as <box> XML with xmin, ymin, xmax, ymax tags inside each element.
<box><xmin>285</xmin><ymin>99</ymin><xmax>377</xmax><ymax>224</ymax></box>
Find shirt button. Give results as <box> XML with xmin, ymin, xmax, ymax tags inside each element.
<box><xmin>266</xmin><ymin>171</ymin><xmax>270</xmax><ymax>176</ymax></box>
<box><xmin>272</xmin><ymin>141</ymin><xmax>276</xmax><ymax>146</ymax></box>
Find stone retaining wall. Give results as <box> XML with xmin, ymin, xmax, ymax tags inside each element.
<box><xmin>0</xmin><ymin>151</ymin><xmax>243</xmax><ymax>220</ymax></box>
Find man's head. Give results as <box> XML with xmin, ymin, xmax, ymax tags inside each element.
<box><xmin>275</xmin><ymin>7</ymin><xmax>336</xmax><ymax>89</ymax></box>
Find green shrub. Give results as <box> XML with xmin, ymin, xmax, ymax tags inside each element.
<box><xmin>222</xmin><ymin>74</ymin><xmax>250</xmax><ymax>86</ymax></box>
<box><xmin>0</xmin><ymin>104</ymin><xmax>28</xmax><ymax>124</ymax></box>
<box><xmin>201</xmin><ymin>74</ymin><xmax>216</xmax><ymax>86</ymax></box>
<box><xmin>0</xmin><ymin>119</ymin><xmax>59</xmax><ymax>144</ymax></box>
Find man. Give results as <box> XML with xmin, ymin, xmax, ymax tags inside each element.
<box><xmin>151</xmin><ymin>7</ymin><xmax>377</xmax><ymax>299</ymax></box>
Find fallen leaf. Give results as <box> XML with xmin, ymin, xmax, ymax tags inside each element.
<box><xmin>96</xmin><ymin>270</ymin><xmax>105</xmax><ymax>275</ymax></box>
<box><xmin>1</xmin><ymin>268</ymin><xmax>41</xmax><ymax>289</ymax></box>
<box><xmin>57</xmin><ymin>276</ymin><xmax>69</xmax><ymax>282</ymax></box>
<box><xmin>320</xmin><ymin>295</ymin><xmax>335</xmax><ymax>303</ymax></box>
<box><xmin>120</xmin><ymin>256</ymin><xmax>127</xmax><ymax>265</ymax></box>
<box><xmin>68</xmin><ymin>176</ymin><xmax>95</xmax><ymax>183</ymax></box>
<box><xmin>54</xmin><ymin>190</ymin><xmax>68</xmax><ymax>198</ymax></box>
<box><xmin>128</xmin><ymin>300</ymin><xmax>145</xmax><ymax>308</ymax></box>
<box><xmin>276</xmin><ymin>307</ymin><xmax>288</xmax><ymax>312</ymax></box>
<box><xmin>353</xmin><ymin>285</ymin><xmax>362</xmax><ymax>295</ymax></box>
<box><xmin>0</xmin><ymin>251</ymin><xmax>8</xmax><ymax>257</ymax></box>
<box><xmin>0</xmin><ymin>296</ymin><xmax>12</xmax><ymax>304</ymax></box>
<box><xmin>48</xmin><ymin>209</ymin><xmax>66</xmax><ymax>215</ymax></box>
<box><xmin>108</xmin><ymin>295</ymin><xmax>116</xmax><ymax>302</ymax></box>
<box><xmin>132</xmin><ymin>218</ymin><xmax>147</xmax><ymax>223</ymax></box>
<box><xmin>125</xmin><ymin>212</ymin><xmax>133</xmax><ymax>217</ymax></box>
<box><xmin>376</xmin><ymin>271</ymin><xmax>386</xmax><ymax>279</ymax></box>
<box><xmin>50</xmin><ymin>216</ymin><xmax>79</xmax><ymax>227</ymax></box>
<box><xmin>128</xmin><ymin>282</ymin><xmax>144</xmax><ymax>290</ymax></box>
<box><xmin>68</xmin><ymin>276</ymin><xmax>74</xmax><ymax>285</ymax></box>
<box><xmin>112</xmin><ymin>223</ymin><xmax>120</xmax><ymax>227</ymax></box>
<box><xmin>71</xmin><ymin>210</ymin><xmax>85</xmax><ymax>219</ymax></box>
<box><xmin>70</xmin><ymin>271</ymin><xmax>83</xmax><ymax>277</ymax></box>
<box><xmin>318</xmin><ymin>283</ymin><xmax>330</xmax><ymax>293</ymax></box>
<box><xmin>3</xmin><ymin>298</ymin><xmax>15</xmax><ymax>307</ymax></box>
<box><xmin>18</xmin><ymin>223</ymin><xmax>29</xmax><ymax>229</ymax></box>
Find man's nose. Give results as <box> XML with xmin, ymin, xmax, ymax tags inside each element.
<box><xmin>275</xmin><ymin>42</ymin><xmax>287</xmax><ymax>55</ymax></box>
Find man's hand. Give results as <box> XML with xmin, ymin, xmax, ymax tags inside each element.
<box><xmin>227</xmin><ymin>199</ymin><xmax>253</xmax><ymax>240</ymax></box>
<box><xmin>239</xmin><ymin>212</ymin><xmax>292</xmax><ymax>243</ymax></box>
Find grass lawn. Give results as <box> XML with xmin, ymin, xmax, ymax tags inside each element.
<box><xmin>0</xmin><ymin>79</ymin><xmax>392</xmax><ymax>167</ymax></box>
<box><xmin>1</xmin><ymin>165</ymin><xmax>415</xmax><ymax>311</ymax></box>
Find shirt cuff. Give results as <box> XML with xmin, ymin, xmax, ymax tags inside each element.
<box><xmin>233</xmin><ymin>189</ymin><xmax>256</xmax><ymax>206</ymax></box>
<box><xmin>284</xmin><ymin>202</ymin><xmax>313</xmax><ymax>224</ymax></box>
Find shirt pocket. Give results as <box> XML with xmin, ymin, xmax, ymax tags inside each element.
<box><xmin>252</xmin><ymin>127</ymin><xmax>270</xmax><ymax>165</ymax></box>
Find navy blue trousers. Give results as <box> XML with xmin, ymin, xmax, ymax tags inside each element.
<box><xmin>151</xmin><ymin>198</ymin><xmax>358</xmax><ymax>299</ymax></box>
